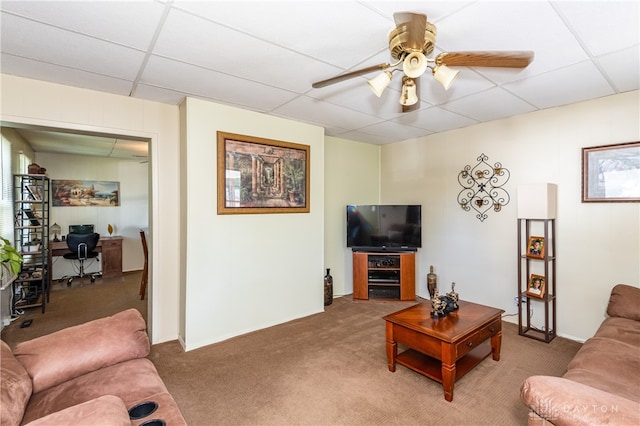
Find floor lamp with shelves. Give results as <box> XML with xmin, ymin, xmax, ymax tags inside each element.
<box><xmin>517</xmin><ymin>183</ymin><xmax>557</xmax><ymax>343</ymax></box>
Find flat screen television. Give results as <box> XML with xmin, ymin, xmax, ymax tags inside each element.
<box><xmin>346</xmin><ymin>204</ymin><xmax>421</xmax><ymax>251</ymax></box>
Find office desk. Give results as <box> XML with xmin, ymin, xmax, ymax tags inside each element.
<box><xmin>49</xmin><ymin>236</ymin><xmax>123</xmax><ymax>285</ymax></box>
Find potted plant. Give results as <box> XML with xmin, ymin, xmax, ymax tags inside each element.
<box><xmin>1</xmin><ymin>237</ymin><xmax>23</xmax><ymax>281</ymax></box>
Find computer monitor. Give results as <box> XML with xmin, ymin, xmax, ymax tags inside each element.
<box><xmin>69</xmin><ymin>224</ymin><xmax>95</xmax><ymax>234</ymax></box>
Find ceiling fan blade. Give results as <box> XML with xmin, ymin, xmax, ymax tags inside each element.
<box><xmin>437</xmin><ymin>51</ymin><xmax>534</xmax><ymax>68</ymax></box>
<box><xmin>402</xmin><ymin>77</ymin><xmax>420</xmax><ymax>113</ymax></box>
<box><xmin>311</xmin><ymin>63</ymin><xmax>390</xmax><ymax>88</ymax></box>
<box><xmin>393</xmin><ymin>12</ymin><xmax>427</xmax><ymax>52</ymax></box>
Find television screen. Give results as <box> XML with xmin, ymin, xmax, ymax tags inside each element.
<box><xmin>347</xmin><ymin>204</ymin><xmax>421</xmax><ymax>251</ymax></box>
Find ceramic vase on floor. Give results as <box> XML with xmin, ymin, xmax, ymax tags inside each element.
<box><xmin>324</xmin><ymin>268</ymin><xmax>333</xmax><ymax>306</ymax></box>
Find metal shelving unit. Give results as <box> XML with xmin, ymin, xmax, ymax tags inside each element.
<box><xmin>13</xmin><ymin>174</ymin><xmax>50</xmax><ymax>313</ymax></box>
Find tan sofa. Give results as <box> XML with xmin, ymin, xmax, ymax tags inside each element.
<box><xmin>520</xmin><ymin>284</ymin><xmax>640</xmax><ymax>425</ymax></box>
<box><xmin>1</xmin><ymin>309</ymin><xmax>186</xmax><ymax>425</ymax></box>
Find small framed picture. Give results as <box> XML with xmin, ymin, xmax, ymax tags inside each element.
<box><xmin>526</xmin><ymin>274</ymin><xmax>546</xmax><ymax>299</ymax></box>
<box><xmin>526</xmin><ymin>236</ymin><xmax>545</xmax><ymax>259</ymax></box>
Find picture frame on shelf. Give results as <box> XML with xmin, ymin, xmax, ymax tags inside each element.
<box><xmin>526</xmin><ymin>274</ymin><xmax>546</xmax><ymax>299</ymax></box>
<box><xmin>582</xmin><ymin>141</ymin><xmax>640</xmax><ymax>202</ymax></box>
<box><xmin>526</xmin><ymin>236</ymin><xmax>545</xmax><ymax>259</ymax></box>
<box><xmin>217</xmin><ymin>131</ymin><xmax>310</xmax><ymax>214</ymax></box>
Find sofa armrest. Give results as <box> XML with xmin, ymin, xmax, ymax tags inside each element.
<box><xmin>14</xmin><ymin>309</ymin><xmax>150</xmax><ymax>393</ymax></box>
<box><xmin>521</xmin><ymin>376</ymin><xmax>640</xmax><ymax>426</ymax></box>
<box><xmin>24</xmin><ymin>395</ymin><xmax>130</xmax><ymax>426</ymax></box>
<box><xmin>607</xmin><ymin>284</ymin><xmax>640</xmax><ymax>321</ymax></box>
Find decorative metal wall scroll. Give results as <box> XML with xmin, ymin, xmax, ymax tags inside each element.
<box><xmin>457</xmin><ymin>153</ymin><xmax>510</xmax><ymax>222</ymax></box>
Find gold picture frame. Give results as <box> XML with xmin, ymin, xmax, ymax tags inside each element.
<box><xmin>526</xmin><ymin>236</ymin><xmax>545</xmax><ymax>259</ymax></box>
<box><xmin>526</xmin><ymin>274</ymin><xmax>546</xmax><ymax>299</ymax></box>
<box><xmin>582</xmin><ymin>141</ymin><xmax>640</xmax><ymax>202</ymax></box>
<box><xmin>217</xmin><ymin>131</ymin><xmax>310</xmax><ymax>214</ymax></box>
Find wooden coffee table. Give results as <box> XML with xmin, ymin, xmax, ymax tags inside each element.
<box><xmin>383</xmin><ymin>300</ymin><xmax>504</xmax><ymax>402</ymax></box>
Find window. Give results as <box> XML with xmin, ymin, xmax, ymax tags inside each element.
<box><xmin>0</xmin><ymin>136</ymin><xmax>12</xmax><ymax>240</ymax></box>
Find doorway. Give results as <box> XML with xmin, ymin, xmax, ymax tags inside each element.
<box><xmin>1</xmin><ymin>122</ymin><xmax>153</xmax><ymax>334</ymax></box>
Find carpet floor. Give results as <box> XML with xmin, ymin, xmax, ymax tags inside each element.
<box><xmin>1</xmin><ymin>277</ymin><xmax>582</xmax><ymax>425</ymax></box>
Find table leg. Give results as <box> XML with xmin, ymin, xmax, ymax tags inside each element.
<box><xmin>441</xmin><ymin>344</ymin><xmax>456</xmax><ymax>402</ymax></box>
<box><xmin>385</xmin><ymin>322</ymin><xmax>397</xmax><ymax>372</ymax></box>
<box><xmin>441</xmin><ymin>362</ymin><xmax>455</xmax><ymax>402</ymax></box>
<box><xmin>491</xmin><ymin>330</ymin><xmax>502</xmax><ymax>361</ymax></box>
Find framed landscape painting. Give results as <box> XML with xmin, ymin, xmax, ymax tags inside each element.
<box><xmin>217</xmin><ymin>131</ymin><xmax>310</xmax><ymax>214</ymax></box>
<box><xmin>582</xmin><ymin>141</ymin><xmax>640</xmax><ymax>202</ymax></box>
<box><xmin>52</xmin><ymin>180</ymin><xmax>120</xmax><ymax>206</ymax></box>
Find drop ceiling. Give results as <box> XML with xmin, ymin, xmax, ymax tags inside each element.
<box><xmin>1</xmin><ymin>0</ymin><xmax>638</xmax><ymax>156</ymax></box>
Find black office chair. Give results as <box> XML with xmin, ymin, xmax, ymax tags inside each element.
<box><xmin>61</xmin><ymin>232</ymin><xmax>101</xmax><ymax>286</ymax></box>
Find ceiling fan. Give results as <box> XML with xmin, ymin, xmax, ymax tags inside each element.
<box><xmin>311</xmin><ymin>12</ymin><xmax>534</xmax><ymax>112</ymax></box>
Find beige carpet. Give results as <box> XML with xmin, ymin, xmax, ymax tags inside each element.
<box><xmin>2</xmin><ymin>278</ymin><xmax>581</xmax><ymax>425</ymax></box>
<box><xmin>1</xmin><ymin>271</ymin><xmax>147</xmax><ymax>347</ymax></box>
<box><xmin>150</xmin><ymin>297</ymin><xmax>581</xmax><ymax>425</ymax></box>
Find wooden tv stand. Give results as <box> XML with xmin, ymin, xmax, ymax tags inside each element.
<box><xmin>352</xmin><ymin>251</ymin><xmax>415</xmax><ymax>301</ymax></box>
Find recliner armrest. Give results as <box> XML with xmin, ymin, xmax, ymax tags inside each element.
<box><xmin>14</xmin><ymin>309</ymin><xmax>150</xmax><ymax>393</ymax></box>
<box><xmin>24</xmin><ymin>395</ymin><xmax>130</xmax><ymax>426</ymax></box>
<box><xmin>521</xmin><ymin>375</ymin><xmax>640</xmax><ymax>426</ymax></box>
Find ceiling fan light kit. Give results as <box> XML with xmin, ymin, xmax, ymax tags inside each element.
<box><xmin>368</xmin><ymin>71</ymin><xmax>393</xmax><ymax>97</ymax></box>
<box><xmin>312</xmin><ymin>11</ymin><xmax>534</xmax><ymax>112</ymax></box>
<box><xmin>432</xmin><ymin>64</ymin><xmax>460</xmax><ymax>91</ymax></box>
<box><xmin>402</xmin><ymin>52</ymin><xmax>428</xmax><ymax>78</ymax></box>
<box><xmin>399</xmin><ymin>77</ymin><xmax>418</xmax><ymax>106</ymax></box>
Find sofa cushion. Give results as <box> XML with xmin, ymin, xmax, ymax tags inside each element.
<box><xmin>593</xmin><ymin>316</ymin><xmax>640</xmax><ymax>347</ymax></box>
<box><xmin>565</xmin><ymin>336</ymin><xmax>640</xmax><ymax>402</ymax></box>
<box><xmin>14</xmin><ymin>309</ymin><xmax>149</xmax><ymax>393</ymax></box>
<box><xmin>24</xmin><ymin>395</ymin><xmax>130</xmax><ymax>426</ymax></box>
<box><xmin>1</xmin><ymin>341</ymin><xmax>32</xmax><ymax>426</ymax></box>
<box><xmin>21</xmin><ymin>358</ymin><xmax>167</xmax><ymax>425</ymax></box>
<box><xmin>607</xmin><ymin>284</ymin><xmax>640</xmax><ymax>321</ymax></box>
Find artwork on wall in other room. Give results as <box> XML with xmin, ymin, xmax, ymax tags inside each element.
<box><xmin>217</xmin><ymin>131</ymin><xmax>310</xmax><ymax>214</ymax></box>
<box><xmin>526</xmin><ymin>274</ymin><xmax>546</xmax><ymax>299</ymax></box>
<box><xmin>582</xmin><ymin>141</ymin><xmax>640</xmax><ymax>202</ymax></box>
<box><xmin>526</xmin><ymin>236</ymin><xmax>545</xmax><ymax>259</ymax></box>
<box><xmin>52</xmin><ymin>180</ymin><xmax>119</xmax><ymax>206</ymax></box>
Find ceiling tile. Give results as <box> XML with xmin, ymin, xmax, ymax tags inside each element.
<box><xmin>140</xmin><ymin>56</ymin><xmax>299</xmax><ymax>112</ymax></box>
<box><xmin>357</xmin><ymin>121</ymin><xmax>434</xmax><ymax>143</ymax></box>
<box><xmin>438</xmin><ymin>1</ymin><xmax>589</xmax><ymax>82</ymax></box>
<box><xmin>0</xmin><ymin>53</ymin><xmax>134</xmax><ymax>96</ymax></box>
<box><xmin>273</xmin><ymin>95</ymin><xmax>384</xmax><ymax>131</ymax></box>
<box><xmin>505</xmin><ymin>61</ymin><xmax>616</xmax><ymax>109</ymax></box>
<box><xmin>443</xmin><ymin>87</ymin><xmax>538</xmax><ymax>122</ymax></box>
<box><xmin>396</xmin><ymin>106</ymin><xmax>479</xmax><ymax>133</ymax></box>
<box><xmin>132</xmin><ymin>84</ymin><xmax>189</xmax><ymax>105</ymax></box>
<box><xmin>153</xmin><ymin>8</ymin><xmax>343</xmax><ymax>93</ymax></box>
<box><xmin>0</xmin><ymin>1</ymin><xmax>166</xmax><ymax>50</ymax></box>
<box><xmin>173</xmin><ymin>1</ymin><xmax>392</xmax><ymax>69</ymax></box>
<box><xmin>595</xmin><ymin>45</ymin><xmax>640</xmax><ymax>93</ymax></box>
<box><xmin>1</xmin><ymin>13</ymin><xmax>145</xmax><ymax>80</ymax></box>
<box><xmin>553</xmin><ymin>0</ymin><xmax>639</xmax><ymax>56</ymax></box>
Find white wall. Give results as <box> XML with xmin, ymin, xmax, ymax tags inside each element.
<box><xmin>380</xmin><ymin>91</ymin><xmax>640</xmax><ymax>342</ymax></box>
<box><xmin>32</xmin><ymin>152</ymin><xmax>148</xmax><ymax>276</ymax></box>
<box><xmin>179</xmin><ymin>98</ymin><xmax>325</xmax><ymax>350</ymax></box>
<box><xmin>0</xmin><ymin>74</ymin><xmax>181</xmax><ymax>344</ymax></box>
<box><xmin>324</xmin><ymin>136</ymin><xmax>380</xmax><ymax>297</ymax></box>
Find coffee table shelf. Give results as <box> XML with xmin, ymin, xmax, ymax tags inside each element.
<box><xmin>396</xmin><ymin>344</ymin><xmax>492</xmax><ymax>384</ymax></box>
